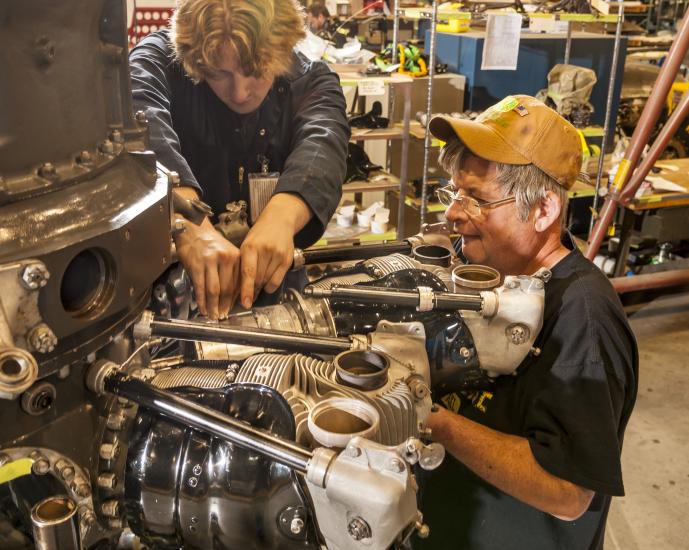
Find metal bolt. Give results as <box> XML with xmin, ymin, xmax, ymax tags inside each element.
<box><xmin>290</xmin><ymin>517</ymin><xmax>304</xmax><ymax>535</ymax></box>
<box><xmin>101</xmin><ymin>499</ymin><xmax>120</xmax><ymax>517</ymax></box>
<box><xmin>192</xmin><ymin>464</ymin><xmax>202</xmax><ymax>476</ymax></box>
<box><xmin>99</xmin><ymin>441</ymin><xmax>120</xmax><ymax>461</ymax></box>
<box><xmin>533</xmin><ymin>279</ymin><xmax>544</xmax><ymax>289</ymax></box>
<box><xmin>71</xmin><ymin>476</ymin><xmax>91</xmax><ymax>498</ymax></box>
<box><xmin>188</xmin><ymin>477</ymin><xmax>198</xmax><ymax>488</ymax></box>
<box><xmin>55</xmin><ymin>459</ymin><xmax>75</xmax><ymax>481</ymax></box>
<box><xmin>31</xmin><ymin>455</ymin><xmax>51</xmax><ymax>475</ymax></box>
<box><xmin>344</xmin><ymin>445</ymin><xmax>361</xmax><ymax>458</ymax></box>
<box><xmin>99</xmin><ymin>139</ymin><xmax>114</xmax><ymax>154</ymax></box>
<box><xmin>415</xmin><ymin>521</ymin><xmax>430</xmax><ymax>539</ymax></box>
<box><xmin>225</xmin><ymin>370</ymin><xmax>236</xmax><ymax>383</ymax></box>
<box><xmin>28</xmin><ymin>323</ymin><xmax>58</xmax><ymax>354</ymax></box>
<box><xmin>110</xmin><ymin>129</ymin><xmax>123</xmax><ymax>143</ymax></box>
<box><xmin>106</xmin><ymin>412</ymin><xmax>126</xmax><ymax>431</ymax></box>
<box><xmin>78</xmin><ymin>506</ymin><xmax>97</xmax><ymax>527</ymax></box>
<box><xmin>78</xmin><ymin>150</ymin><xmax>92</xmax><ymax>164</ymax></box>
<box><xmin>38</xmin><ymin>162</ymin><xmax>57</xmax><ymax>178</ymax></box>
<box><xmin>20</xmin><ymin>263</ymin><xmax>49</xmax><ymax>290</ymax></box>
<box><xmin>135</xmin><ymin>110</ymin><xmax>147</xmax><ymax>124</ymax></box>
<box><xmin>388</xmin><ymin>458</ymin><xmax>405</xmax><ymax>473</ymax></box>
<box><xmin>347</xmin><ymin>517</ymin><xmax>372</xmax><ymax>541</ymax></box>
<box><xmin>97</xmin><ymin>472</ymin><xmax>118</xmax><ymax>490</ymax></box>
<box><xmin>504</xmin><ymin>279</ymin><xmax>518</xmax><ymax>289</ymax></box>
<box><xmin>459</xmin><ymin>347</ymin><xmax>471</xmax><ymax>359</ymax></box>
<box><xmin>507</xmin><ymin>325</ymin><xmax>529</xmax><ymax>345</ymax></box>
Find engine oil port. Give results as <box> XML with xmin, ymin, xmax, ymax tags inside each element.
<box><xmin>451</xmin><ymin>264</ymin><xmax>501</xmax><ymax>291</ymax></box>
<box><xmin>412</xmin><ymin>244</ymin><xmax>452</xmax><ymax>267</ymax></box>
<box><xmin>334</xmin><ymin>350</ymin><xmax>389</xmax><ymax>391</ymax></box>
<box><xmin>308</xmin><ymin>398</ymin><xmax>380</xmax><ymax>448</ymax></box>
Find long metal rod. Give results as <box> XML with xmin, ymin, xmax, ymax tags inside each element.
<box><xmin>150</xmin><ymin>317</ymin><xmax>353</xmax><ymax>354</ymax></box>
<box><xmin>611</xmin><ymin>267</ymin><xmax>689</xmax><ymax>294</ymax></box>
<box><xmin>391</xmin><ymin>0</ymin><xmax>400</xmax><ymax>64</ymax></box>
<box><xmin>590</xmin><ymin>4</ymin><xmax>625</xmax><ymax>236</ymax></box>
<box><xmin>302</xmin><ymin>241</ymin><xmax>412</xmax><ymax>264</ymax></box>
<box><xmin>420</xmin><ymin>0</ymin><xmax>439</xmax><ymax>228</ymax></box>
<box><xmin>585</xmin><ymin>14</ymin><xmax>689</xmax><ymax>260</ymax></box>
<box><xmin>305</xmin><ymin>285</ymin><xmax>484</xmax><ymax>311</ymax></box>
<box><xmin>397</xmin><ymin>80</ymin><xmax>412</xmax><ymax>237</ymax></box>
<box><xmin>104</xmin><ymin>372</ymin><xmax>312</xmax><ymax>472</ymax></box>
<box><xmin>564</xmin><ymin>21</ymin><xmax>573</xmax><ymax>65</ymax></box>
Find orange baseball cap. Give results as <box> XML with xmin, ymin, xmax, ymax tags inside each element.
<box><xmin>429</xmin><ymin>95</ymin><xmax>583</xmax><ymax>190</ymax></box>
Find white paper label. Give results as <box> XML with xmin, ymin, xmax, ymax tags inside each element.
<box><xmin>481</xmin><ymin>13</ymin><xmax>522</xmax><ymax>71</ymax></box>
<box><xmin>357</xmin><ymin>79</ymin><xmax>386</xmax><ymax>96</ymax></box>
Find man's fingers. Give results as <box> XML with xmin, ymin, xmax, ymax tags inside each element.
<box><xmin>218</xmin><ymin>259</ymin><xmax>239</xmax><ymax>317</ymax></box>
<box><xmin>240</xmin><ymin>246</ymin><xmax>258</xmax><ymax>309</ymax></box>
<box><xmin>263</xmin><ymin>252</ymin><xmax>291</xmax><ymax>294</ymax></box>
<box><xmin>189</xmin><ymin>264</ymin><xmax>207</xmax><ymax>316</ymax></box>
<box><xmin>204</xmin><ymin>262</ymin><xmax>221</xmax><ymax>320</ymax></box>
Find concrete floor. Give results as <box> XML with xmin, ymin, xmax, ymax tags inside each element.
<box><xmin>605</xmin><ymin>292</ymin><xmax>689</xmax><ymax>550</ymax></box>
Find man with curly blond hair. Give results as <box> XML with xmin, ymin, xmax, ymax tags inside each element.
<box><xmin>130</xmin><ymin>0</ymin><xmax>349</xmax><ymax>319</ymax></box>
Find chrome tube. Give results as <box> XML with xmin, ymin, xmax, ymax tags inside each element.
<box><xmin>420</xmin><ymin>0</ymin><xmax>439</xmax><ymax>227</ymax></box>
<box><xmin>104</xmin><ymin>372</ymin><xmax>313</xmax><ymax>472</ymax></box>
<box><xmin>149</xmin><ymin>317</ymin><xmax>353</xmax><ymax>355</ymax></box>
<box><xmin>30</xmin><ymin>496</ymin><xmax>81</xmax><ymax>550</ymax></box>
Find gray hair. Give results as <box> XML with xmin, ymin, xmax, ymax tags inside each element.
<box><xmin>438</xmin><ymin>139</ymin><xmax>569</xmax><ymax>229</ymax></box>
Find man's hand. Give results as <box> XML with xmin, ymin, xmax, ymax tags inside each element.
<box><xmin>174</xmin><ymin>216</ymin><xmax>240</xmax><ymax>320</ymax></box>
<box><xmin>239</xmin><ymin>193</ymin><xmax>312</xmax><ymax>309</ymax></box>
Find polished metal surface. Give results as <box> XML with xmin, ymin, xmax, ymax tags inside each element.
<box><xmin>30</xmin><ymin>495</ymin><xmax>81</xmax><ymax>550</ymax></box>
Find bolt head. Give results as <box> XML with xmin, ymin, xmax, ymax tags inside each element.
<box><xmin>28</xmin><ymin>323</ymin><xmax>58</xmax><ymax>354</ymax></box>
<box><xmin>388</xmin><ymin>458</ymin><xmax>405</xmax><ymax>473</ymax></box>
<box><xmin>99</xmin><ymin>139</ymin><xmax>114</xmax><ymax>154</ymax></box>
<box><xmin>99</xmin><ymin>442</ymin><xmax>120</xmax><ymax>461</ymax></box>
<box><xmin>32</xmin><ymin>458</ymin><xmax>50</xmax><ymax>475</ymax></box>
<box><xmin>38</xmin><ymin>162</ymin><xmax>57</xmax><ymax>178</ymax></box>
<box><xmin>71</xmin><ymin>476</ymin><xmax>92</xmax><ymax>498</ymax></box>
<box><xmin>507</xmin><ymin>324</ymin><xmax>529</xmax><ymax>345</ymax></box>
<box><xmin>459</xmin><ymin>346</ymin><xmax>471</xmax><ymax>359</ymax></box>
<box><xmin>110</xmin><ymin>129</ymin><xmax>123</xmax><ymax>143</ymax></box>
<box><xmin>188</xmin><ymin>477</ymin><xmax>198</xmax><ymax>488</ymax></box>
<box><xmin>106</xmin><ymin>412</ymin><xmax>126</xmax><ymax>431</ymax></box>
<box><xmin>344</xmin><ymin>445</ymin><xmax>361</xmax><ymax>458</ymax></box>
<box><xmin>290</xmin><ymin>517</ymin><xmax>305</xmax><ymax>534</ymax></box>
<box><xmin>98</xmin><ymin>472</ymin><xmax>118</xmax><ymax>490</ymax></box>
<box><xmin>135</xmin><ymin>110</ymin><xmax>147</xmax><ymax>123</ymax></box>
<box><xmin>192</xmin><ymin>464</ymin><xmax>202</xmax><ymax>476</ymax></box>
<box><xmin>101</xmin><ymin>499</ymin><xmax>120</xmax><ymax>517</ymax></box>
<box><xmin>20</xmin><ymin>263</ymin><xmax>49</xmax><ymax>290</ymax></box>
<box><xmin>347</xmin><ymin>517</ymin><xmax>371</xmax><ymax>541</ymax></box>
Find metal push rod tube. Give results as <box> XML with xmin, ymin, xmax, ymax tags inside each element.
<box><xmin>611</xmin><ymin>268</ymin><xmax>689</xmax><ymax>294</ymax></box>
<box><xmin>104</xmin><ymin>372</ymin><xmax>313</xmax><ymax>472</ymax></box>
<box><xmin>586</xmin><ymin>15</ymin><xmax>689</xmax><ymax>260</ymax></box>
<box><xmin>150</xmin><ymin>317</ymin><xmax>353</xmax><ymax>355</ymax></box>
<box><xmin>590</xmin><ymin>4</ymin><xmax>625</xmax><ymax>236</ymax></box>
<box><xmin>564</xmin><ymin>21</ymin><xmax>573</xmax><ymax>65</ymax></box>
<box><xmin>300</xmin><ymin>241</ymin><xmax>412</xmax><ymax>265</ymax></box>
<box><xmin>392</xmin><ymin>0</ymin><xmax>400</xmax><ymax>64</ymax></box>
<box><xmin>305</xmin><ymin>285</ymin><xmax>484</xmax><ymax>311</ymax></box>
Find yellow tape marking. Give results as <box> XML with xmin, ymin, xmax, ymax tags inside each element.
<box><xmin>0</xmin><ymin>458</ymin><xmax>34</xmax><ymax>484</ymax></box>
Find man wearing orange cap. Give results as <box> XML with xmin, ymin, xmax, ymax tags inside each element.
<box><xmin>414</xmin><ymin>96</ymin><xmax>637</xmax><ymax>549</ymax></box>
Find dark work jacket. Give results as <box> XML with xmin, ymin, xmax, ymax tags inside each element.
<box><xmin>129</xmin><ymin>30</ymin><xmax>349</xmax><ymax>248</ymax></box>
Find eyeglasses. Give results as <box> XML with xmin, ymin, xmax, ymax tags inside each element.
<box><xmin>435</xmin><ymin>185</ymin><xmax>516</xmax><ymax>217</ymax></box>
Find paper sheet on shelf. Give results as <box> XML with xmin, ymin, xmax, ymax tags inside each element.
<box><xmin>481</xmin><ymin>13</ymin><xmax>522</xmax><ymax>71</ymax></box>
<box><xmin>646</xmin><ymin>176</ymin><xmax>687</xmax><ymax>193</ymax></box>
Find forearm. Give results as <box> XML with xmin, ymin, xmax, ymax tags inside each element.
<box><xmin>254</xmin><ymin>193</ymin><xmax>312</xmax><ymax>236</ymax></box>
<box><xmin>428</xmin><ymin>407</ymin><xmax>593</xmax><ymax>520</ymax></box>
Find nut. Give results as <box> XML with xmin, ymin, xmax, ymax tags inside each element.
<box><xmin>55</xmin><ymin>459</ymin><xmax>75</xmax><ymax>481</ymax></box>
<box><xmin>135</xmin><ymin>110</ymin><xmax>147</xmax><ymax>124</ymax></box>
<box><xmin>459</xmin><ymin>346</ymin><xmax>471</xmax><ymax>359</ymax></box>
<box><xmin>28</xmin><ymin>324</ymin><xmax>58</xmax><ymax>354</ymax></box>
<box><xmin>31</xmin><ymin>455</ymin><xmax>50</xmax><ymax>475</ymax></box>
<box><xmin>79</xmin><ymin>506</ymin><xmax>97</xmax><ymax>527</ymax></box>
<box><xmin>290</xmin><ymin>517</ymin><xmax>304</xmax><ymax>535</ymax></box>
<box><xmin>101</xmin><ymin>499</ymin><xmax>120</xmax><ymax>518</ymax></box>
<box><xmin>110</xmin><ymin>129</ymin><xmax>123</xmax><ymax>143</ymax></box>
<box><xmin>343</xmin><ymin>445</ymin><xmax>361</xmax><ymax>458</ymax></box>
<box><xmin>20</xmin><ymin>263</ymin><xmax>49</xmax><ymax>290</ymax></box>
<box><xmin>97</xmin><ymin>472</ymin><xmax>118</xmax><ymax>490</ymax></box>
<box><xmin>388</xmin><ymin>458</ymin><xmax>405</xmax><ymax>473</ymax></box>
<box><xmin>192</xmin><ymin>464</ymin><xmax>202</xmax><ymax>476</ymax></box>
<box><xmin>106</xmin><ymin>412</ymin><xmax>126</xmax><ymax>431</ymax></box>
<box><xmin>347</xmin><ymin>517</ymin><xmax>371</xmax><ymax>541</ymax></box>
<box><xmin>99</xmin><ymin>441</ymin><xmax>120</xmax><ymax>461</ymax></box>
<box><xmin>71</xmin><ymin>475</ymin><xmax>91</xmax><ymax>498</ymax></box>
<box><xmin>188</xmin><ymin>477</ymin><xmax>198</xmax><ymax>488</ymax></box>
<box><xmin>99</xmin><ymin>139</ymin><xmax>114</xmax><ymax>154</ymax></box>
<box><xmin>415</xmin><ymin>521</ymin><xmax>430</xmax><ymax>539</ymax></box>
<box><xmin>38</xmin><ymin>162</ymin><xmax>57</xmax><ymax>178</ymax></box>
<box><xmin>77</xmin><ymin>150</ymin><xmax>92</xmax><ymax>164</ymax></box>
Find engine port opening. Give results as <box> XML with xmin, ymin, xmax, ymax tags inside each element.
<box><xmin>33</xmin><ymin>496</ymin><xmax>76</xmax><ymax>523</ymax></box>
<box><xmin>412</xmin><ymin>244</ymin><xmax>452</xmax><ymax>267</ymax></box>
<box><xmin>335</xmin><ymin>350</ymin><xmax>389</xmax><ymax>391</ymax></box>
<box><xmin>452</xmin><ymin>264</ymin><xmax>501</xmax><ymax>291</ymax></box>
<box><xmin>308</xmin><ymin>397</ymin><xmax>380</xmax><ymax>448</ymax></box>
<box><xmin>60</xmin><ymin>248</ymin><xmax>116</xmax><ymax>319</ymax></box>
<box><xmin>1</xmin><ymin>359</ymin><xmax>22</xmax><ymax>377</ymax></box>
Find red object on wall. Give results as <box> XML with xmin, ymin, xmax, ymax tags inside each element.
<box><xmin>128</xmin><ymin>7</ymin><xmax>174</xmax><ymax>48</ymax></box>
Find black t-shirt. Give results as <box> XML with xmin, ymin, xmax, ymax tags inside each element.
<box><xmin>414</xmin><ymin>246</ymin><xmax>638</xmax><ymax>550</ymax></box>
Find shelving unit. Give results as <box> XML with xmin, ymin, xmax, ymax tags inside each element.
<box><xmin>337</xmin><ymin>71</ymin><xmax>413</xmax><ymax>238</ymax></box>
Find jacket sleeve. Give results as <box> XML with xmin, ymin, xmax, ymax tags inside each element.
<box><xmin>276</xmin><ymin>61</ymin><xmax>349</xmax><ymax>248</ymax></box>
<box><xmin>128</xmin><ymin>33</ymin><xmax>202</xmax><ymax>194</ymax></box>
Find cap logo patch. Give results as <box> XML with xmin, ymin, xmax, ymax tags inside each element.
<box><xmin>477</xmin><ymin>96</ymin><xmax>521</xmax><ymax>125</ymax></box>
<box><xmin>514</xmin><ymin>104</ymin><xmax>529</xmax><ymax>116</ymax></box>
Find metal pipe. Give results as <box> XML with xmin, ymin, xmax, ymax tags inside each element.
<box><xmin>391</xmin><ymin>0</ymin><xmax>400</xmax><ymax>65</ymax></box>
<box><xmin>420</xmin><ymin>0</ymin><xmax>439</xmax><ymax>228</ymax></box>
<box><xmin>397</xmin><ymin>80</ymin><xmax>412</xmax><ymax>237</ymax></box>
<box><xmin>150</xmin><ymin>317</ymin><xmax>353</xmax><ymax>355</ymax></box>
<box><xmin>305</xmin><ymin>285</ymin><xmax>484</xmax><ymax>311</ymax></box>
<box><xmin>31</xmin><ymin>496</ymin><xmax>81</xmax><ymax>550</ymax></box>
<box><xmin>590</xmin><ymin>4</ymin><xmax>625</xmax><ymax>236</ymax></box>
<box><xmin>621</xmin><ymin>89</ymin><xmax>689</xmax><ymax>201</ymax></box>
<box><xmin>301</xmin><ymin>241</ymin><xmax>412</xmax><ymax>264</ymax></box>
<box><xmin>611</xmin><ymin>268</ymin><xmax>689</xmax><ymax>294</ymax></box>
<box><xmin>564</xmin><ymin>21</ymin><xmax>573</xmax><ymax>65</ymax></box>
<box><xmin>104</xmin><ymin>372</ymin><xmax>313</xmax><ymax>472</ymax></box>
<box><xmin>586</xmin><ymin>14</ymin><xmax>689</xmax><ymax>260</ymax></box>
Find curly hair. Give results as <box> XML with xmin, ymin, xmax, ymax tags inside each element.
<box><xmin>170</xmin><ymin>0</ymin><xmax>306</xmax><ymax>82</ymax></box>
